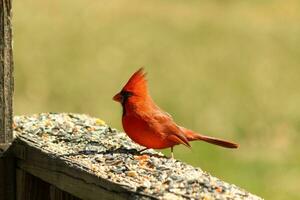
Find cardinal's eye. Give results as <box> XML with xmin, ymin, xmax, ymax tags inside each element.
<box><xmin>120</xmin><ymin>90</ymin><xmax>133</xmax><ymax>99</ymax></box>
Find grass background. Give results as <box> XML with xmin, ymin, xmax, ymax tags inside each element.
<box><xmin>13</xmin><ymin>0</ymin><xmax>300</xmax><ymax>199</ymax></box>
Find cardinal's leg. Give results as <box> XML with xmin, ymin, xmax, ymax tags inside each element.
<box><xmin>171</xmin><ymin>146</ymin><xmax>174</xmax><ymax>159</ymax></box>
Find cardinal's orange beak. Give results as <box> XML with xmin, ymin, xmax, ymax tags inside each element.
<box><xmin>113</xmin><ymin>92</ymin><xmax>122</xmax><ymax>103</ymax></box>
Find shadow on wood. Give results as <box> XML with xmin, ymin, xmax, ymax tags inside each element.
<box><xmin>16</xmin><ymin>168</ymin><xmax>80</xmax><ymax>200</ymax></box>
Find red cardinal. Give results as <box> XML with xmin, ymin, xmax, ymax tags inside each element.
<box><xmin>113</xmin><ymin>68</ymin><xmax>238</xmax><ymax>157</ymax></box>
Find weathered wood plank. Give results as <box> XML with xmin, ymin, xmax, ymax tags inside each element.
<box><xmin>16</xmin><ymin>168</ymin><xmax>26</xmax><ymax>200</ymax></box>
<box><xmin>14</xmin><ymin>138</ymin><xmax>148</xmax><ymax>200</ymax></box>
<box><xmin>16</xmin><ymin>168</ymin><xmax>50</xmax><ymax>200</ymax></box>
<box><xmin>50</xmin><ymin>185</ymin><xmax>81</xmax><ymax>200</ymax></box>
<box><xmin>0</xmin><ymin>153</ymin><xmax>15</xmax><ymax>200</ymax></box>
<box><xmin>13</xmin><ymin>113</ymin><xmax>262</xmax><ymax>200</ymax></box>
<box><xmin>0</xmin><ymin>0</ymin><xmax>15</xmax><ymax>199</ymax></box>
<box><xmin>17</xmin><ymin>167</ymin><xmax>81</xmax><ymax>200</ymax></box>
<box><xmin>0</xmin><ymin>0</ymin><xmax>14</xmax><ymax>150</ymax></box>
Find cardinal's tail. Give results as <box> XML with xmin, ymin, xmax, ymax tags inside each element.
<box><xmin>180</xmin><ymin>126</ymin><xmax>239</xmax><ymax>149</ymax></box>
<box><xmin>196</xmin><ymin>135</ymin><xmax>239</xmax><ymax>148</ymax></box>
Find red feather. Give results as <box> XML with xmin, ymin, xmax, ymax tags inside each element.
<box><xmin>122</xmin><ymin>68</ymin><xmax>148</xmax><ymax>95</ymax></box>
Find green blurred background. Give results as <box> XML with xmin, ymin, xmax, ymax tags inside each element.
<box><xmin>13</xmin><ymin>0</ymin><xmax>300</xmax><ymax>199</ymax></box>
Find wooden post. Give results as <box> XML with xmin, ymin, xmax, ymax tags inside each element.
<box><xmin>0</xmin><ymin>0</ymin><xmax>15</xmax><ymax>199</ymax></box>
<box><xmin>0</xmin><ymin>0</ymin><xmax>13</xmax><ymax>151</ymax></box>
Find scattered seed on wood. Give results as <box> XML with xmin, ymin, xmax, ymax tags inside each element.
<box><xmin>13</xmin><ymin>113</ymin><xmax>262</xmax><ymax>200</ymax></box>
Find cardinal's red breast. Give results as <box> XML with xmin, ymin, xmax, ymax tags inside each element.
<box><xmin>122</xmin><ymin>112</ymin><xmax>176</xmax><ymax>149</ymax></box>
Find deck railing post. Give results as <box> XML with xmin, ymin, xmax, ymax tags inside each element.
<box><xmin>0</xmin><ymin>0</ymin><xmax>13</xmax><ymax>151</ymax></box>
<box><xmin>0</xmin><ymin>0</ymin><xmax>15</xmax><ymax>199</ymax></box>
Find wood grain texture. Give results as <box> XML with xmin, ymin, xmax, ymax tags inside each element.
<box><xmin>0</xmin><ymin>1</ymin><xmax>14</xmax><ymax>199</ymax></box>
<box><xmin>14</xmin><ymin>137</ymin><xmax>153</xmax><ymax>200</ymax></box>
<box><xmin>16</xmin><ymin>168</ymin><xmax>51</xmax><ymax>200</ymax></box>
<box><xmin>0</xmin><ymin>154</ymin><xmax>15</xmax><ymax>200</ymax></box>
<box><xmin>17</xmin><ymin>168</ymin><xmax>81</xmax><ymax>200</ymax></box>
<box><xmin>50</xmin><ymin>185</ymin><xmax>81</xmax><ymax>200</ymax></box>
<box><xmin>16</xmin><ymin>168</ymin><xmax>26</xmax><ymax>200</ymax></box>
<box><xmin>0</xmin><ymin>0</ymin><xmax>14</xmax><ymax>150</ymax></box>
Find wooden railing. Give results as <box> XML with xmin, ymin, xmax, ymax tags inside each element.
<box><xmin>11</xmin><ymin>113</ymin><xmax>261</xmax><ymax>200</ymax></box>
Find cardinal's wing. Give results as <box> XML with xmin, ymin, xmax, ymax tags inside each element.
<box><xmin>151</xmin><ymin>110</ymin><xmax>191</xmax><ymax>148</ymax></box>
